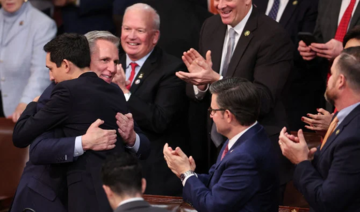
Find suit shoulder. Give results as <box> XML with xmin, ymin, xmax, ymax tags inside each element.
<box><xmin>257</xmin><ymin>13</ymin><xmax>288</xmax><ymax>35</ymax></box>
<box><xmin>28</xmin><ymin>5</ymin><xmax>55</xmax><ymax>27</ymax></box>
<box><xmin>157</xmin><ymin>47</ymin><xmax>184</xmax><ymax>70</ymax></box>
<box><xmin>202</xmin><ymin>15</ymin><xmax>223</xmax><ymax>30</ymax></box>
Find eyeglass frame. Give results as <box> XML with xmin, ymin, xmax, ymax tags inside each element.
<box><xmin>208</xmin><ymin>107</ymin><xmax>226</xmax><ymax>115</ymax></box>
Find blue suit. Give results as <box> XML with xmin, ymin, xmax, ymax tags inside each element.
<box><xmin>294</xmin><ymin>105</ymin><xmax>360</xmax><ymax>212</ymax></box>
<box><xmin>183</xmin><ymin>123</ymin><xmax>279</xmax><ymax>212</ymax></box>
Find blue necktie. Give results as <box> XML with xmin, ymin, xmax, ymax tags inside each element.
<box><xmin>268</xmin><ymin>0</ymin><xmax>280</xmax><ymax>20</ymax></box>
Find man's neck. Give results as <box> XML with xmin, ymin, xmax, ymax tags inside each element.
<box><xmin>335</xmin><ymin>90</ymin><xmax>360</xmax><ymax>111</ymax></box>
<box><xmin>115</xmin><ymin>194</ymin><xmax>143</xmax><ymax>208</ymax></box>
<box><xmin>226</xmin><ymin>124</ymin><xmax>251</xmax><ymax>140</ymax></box>
<box><xmin>71</xmin><ymin>67</ymin><xmax>90</xmax><ymax>80</ymax></box>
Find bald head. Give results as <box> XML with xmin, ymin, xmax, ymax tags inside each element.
<box><xmin>124</xmin><ymin>3</ymin><xmax>160</xmax><ymax>30</ymax></box>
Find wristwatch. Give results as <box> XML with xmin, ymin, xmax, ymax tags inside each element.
<box><xmin>180</xmin><ymin>170</ymin><xmax>197</xmax><ymax>182</ymax></box>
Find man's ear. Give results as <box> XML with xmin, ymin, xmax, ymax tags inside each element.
<box><xmin>225</xmin><ymin>110</ymin><xmax>233</xmax><ymax>123</ymax></box>
<box><xmin>103</xmin><ymin>185</ymin><xmax>113</xmax><ymax>199</ymax></box>
<box><xmin>338</xmin><ymin>74</ymin><xmax>346</xmax><ymax>89</ymax></box>
<box><xmin>152</xmin><ymin>30</ymin><xmax>160</xmax><ymax>46</ymax></box>
<box><xmin>62</xmin><ymin>59</ymin><xmax>71</xmax><ymax>73</ymax></box>
<box><xmin>141</xmin><ymin>178</ymin><xmax>147</xmax><ymax>194</ymax></box>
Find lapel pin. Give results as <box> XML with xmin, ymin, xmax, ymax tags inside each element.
<box><xmin>336</xmin><ymin>129</ymin><xmax>340</xmax><ymax>135</ymax></box>
<box><xmin>134</xmin><ymin>79</ymin><xmax>141</xmax><ymax>85</ymax></box>
<box><xmin>293</xmin><ymin>0</ymin><xmax>298</xmax><ymax>5</ymax></box>
<box><xmin>19</xmin><ymin>21</ymin><xmax>23</xmax><ymax>26</ymax></box>
<box><xmin>244</xmin><ymin>30</ymin><xmax>250</xmax><ymax>36</ymax></box>
<box><xmin>138</xmin><ymin>73</ymin><xmax>144</xmax><ymax>79</ymax></box>
<box><xmin>230</xmin><ymin>150</ymin><xmax>233</xmax><ymax>153</ymax></box>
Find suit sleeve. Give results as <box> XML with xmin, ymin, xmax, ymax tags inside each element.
<box><xmin>293</xmin><ymin>135</ymin><xmax>360</xmax><ymax>212</ymax></box>
<box><xmin>19</xmin><ymin>18</ymin><xmax>55</xmax><ymax>104</ymax></box>
<box><xmin>133</xmin><ymin>121</ymin><xmax>151</xmax><ymax>159</ymax></box>
<box><xmin>183</xmin><ymin>154</ymin><xmax>260</xmax><ymax>212</ymax></box>
<box><xmin>29</xmin><ymin>131</ymin><xmax>76</xmax><ymax>165</ymax></box>
<box><xmin>253</xmin><ymin>28</ymin><xmax>293</xmax><ymax>116</ymax></box>
<box><xmin>127</xmin><ymin>63</ymin><xmax>187</xmax><ymax>134</ymax></box>
<box><xmin>300</xmin><ymin>0</ymin><xmax>318</xmax><ymax>34</ymax></box>
<box><xmin>13</xmin><ymin>83</ymin><xmax>71</xmax><ymax>148</ymax></box>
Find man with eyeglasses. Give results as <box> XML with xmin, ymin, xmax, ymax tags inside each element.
<box><xmin>164</xmin><ymin>78</ymin><xmax>279</xmax><ymax>212</ymax></box>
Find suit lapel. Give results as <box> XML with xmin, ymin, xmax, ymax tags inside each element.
<box><xmin>279</xmin><ymin>0</ymin><xmax>299</xmax><ymax>27</ymax></box>
<box><xmin>350</xmin><ymin>2</ymin><xmax>360</xmax><ymax>29</ymax></box>
<box><xmin>211</xmin><ymin>21</ymin><xmax>227</xmax><ymax>73</ymax></box>
<box><xmin>253</xmin><ymin>1</ymin><xmax>268</xmax><ymax>14</ymax></box>
<box><xmin>329</xmin><ymin>0</ymin><xmax>342</xmax><ymax>38</ymax></box>
<box><xmin>225</xmin><ymin>8</ymin><xmax>257</xmax><ymax>78</ymax></box>
<box><xmin>321</xmin><ymin>105</ymin><xmax>360</xmax><ymax>153</ymax></box>
<box><xmin>4</xmin><ymin>3</ymin><xmax>28</xmax><ymax>45</ymax></box>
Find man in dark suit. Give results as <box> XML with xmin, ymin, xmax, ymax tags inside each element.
<box><xmin>280</xmin><ymin>47</ymin><xmax>360</xmax><ymax>212</ymax></box>
<box><xmin>253</xmin><ymin>0</ymin><xmax>320</xmax><ymax>131</ymax></box>
<box><xmin>102</xmin><ymin>152</ymin><xmax>169</xmax><ymax>212</ymax></box>
<box><xmin>176</xmin><ymin>0</ymin><xmax>293</xmax><ymax>201</ymax></box>
<box><xmin>12</xmin><ymin>33</ymin><xmax>143</xmax><ymax>212</ymax></box>
<box><xmin>112</xmin><ymin>3</ymin><xmax>189</xmax><ymax>196</ymax></box>
<box><xmin>164</xmin><ymin>78</ymin><xmax>279</xmax><ymax>212</ymax></box>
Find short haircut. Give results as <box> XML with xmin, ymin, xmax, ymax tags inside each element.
<box><xmin>343</xmin><ymin>25</ymin><xmax>360</xmax><ymax>47</ymax></box>
<box><xmin>124</xmin><ymin>3</ymin><xmax>160</xmax><ymax>30</ymax></box>
<box><xmin>84</xmin><ymin>31</ymin><xmax>119</xmax><ymax>54</ymax></box>
<box><xmin>44</xmin><ymin>33</ymin><xmax>90</xmax><ymax>68</ymax></box>
<box><xmin>209</xmin><ymin>78</ymin><xmax>260</xmax><ymax>126</ymax></box>
<box><xmin>336</xmin><ymin>47</ymin><xmax>360</xmax><ymax>91</ymax></box>
<box><xmin>101</xmin><ymin>152</ymin><xmax>142</xmax><ymax>197</ymax></box>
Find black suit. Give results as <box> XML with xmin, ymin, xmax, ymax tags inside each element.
<box><xmin>114</xmin><ymin>200</ymin><xmax>169</xmax><ymax>212</ymax></box>
<box><xmin>253</xmin><ymin>0</ymin><xmax>321</xmax><ymax>130</ymax></box>
<box><xmin>120</xmin><ymin>46</ymin><xmax>189</xmax><ymax>196</ymax></box>
<box><xmin>13</xmin><ymin>72</ymin><xmax>147</xmax><ymax>212</ymax></box>
<box><xmin>188</xmin><ymin>7</ymin><xmax>294</xmax><ymax>186</ymax></box>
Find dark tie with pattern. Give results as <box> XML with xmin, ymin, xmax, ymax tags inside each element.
<box><xmin>268</xmin><ymin>0</ymin><xmax>280</xmax><ymax>20</ymax></box>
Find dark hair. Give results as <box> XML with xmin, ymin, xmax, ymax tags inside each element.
<box><xmin>343</xmin><ymin>25</ymin><xmax>360</xmax><ymax>47</ymax></box>
<box><xmin>209</xmin><ymin>78</ymin><xmax>260</xmax><ymax>126</ymax></box>
<box><xmin>43</xmin><ymin>33</ymin><xmax>91</xmax><ymax>68</ymax></box>
<box><xmin>336</xmin><ymin>47</ymin><xmax>360</xmax><ymax>91</ymax></box>
<box><xmin>101</xmin><ymin>152</ymin><xmax>142</xmax><ymax>197</ymax></box>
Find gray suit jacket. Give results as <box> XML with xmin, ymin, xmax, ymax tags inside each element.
<box><xmin>0</xmin><ymin>2</ymin><xmax>55</xmax><ymax>116</ymax></box>
<box><xmin>114</xmin><ymin>200</ymin><xmax>169</xmax><ymax>212</ymax></box>
<box><xmin>314</xmin><ymin>0</ymin><xmax>360</xmax><ymax>42</ymax></box>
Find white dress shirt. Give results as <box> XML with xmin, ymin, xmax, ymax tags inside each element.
<box><xmin>265</xmin><ymin>0</ymin><xmax>289</xmax><ymax>22</ymax></box>
<box><xmin>117</xmin><ymin>197</ymin><xmax>144</xmax><ymax>207</ymax></box>
<box><xmin>338</xmin><ymin>0</ymin><xmax>360</xmax><ymax>26</ymax></box>
<box><xmin>193</xmin><ymin>5</ymin><xmax>253</xmax><ymax>99</ymax></box>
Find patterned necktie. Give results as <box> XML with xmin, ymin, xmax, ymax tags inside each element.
<box><xmin>320</xmin><ymin>116</ymin><xmax>339</xmax><ymax>150</ymax></box>
<box><xmin>335</xmin><ymin>0</ymin><xmax>356</xmax><ymax>42</ymax></box>
<box><xmin>221</xmin><ymin>28</ymin><xmax>236</xmax><ymax>77</ymax></box>
<box><xmin>220</xmin><ymin>144</ymin><xmax>229</xmax><ymax>161</ymax></box>
<box><xmin>126</xmin><ymin>62</ymin><xmax>138</xmax><ymax>90</ymax></box>
<box><xmin>268</xmin><ymin>0</ymin><xmax>280</xmax><ymax>21</ymax></box>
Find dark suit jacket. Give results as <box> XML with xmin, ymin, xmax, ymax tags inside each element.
<box><xmin>188</xmin><ymin>7</ymin><xmax>293</xmax><ymax>182</ymax></box>
<box><xmin>294</xmin><ymin>105</ymin><xmax>360</xmax><ymax>212</ymax></box>
<box><xmin>120</xmin><ymin>46</ymin><xmax>189</xmax><ymax>196</ymax></box>
<box><xmin>114</xmin><ymin>200</ymin><xmax>169</xmax><ymax>212</ymax></box>
<box><xmin>13</xmin><ymin>72</ymin><xmax>141</xmax><ymax>212</ymax></box>
<box><xmin>183</xmin><ymin>123</ymin><xmax>279</xmax><ymax>212</ymax></box>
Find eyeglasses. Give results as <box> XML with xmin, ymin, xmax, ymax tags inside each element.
<box><xmin>208</xmin><ymin>107</ymin><xmax>226</xmax><ymax>115</ymax></box>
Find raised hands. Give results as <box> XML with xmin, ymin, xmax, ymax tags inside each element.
<box><xmin>116</xmin><ymin>112</ymin><xmax>136</xmax><ymax>147</ymax></box>
<box><xmin>302</xmin><ymin>108</ymin><xmax>333</xmax><ymax>136</ymax></box>
<box><xmin>112</xmin><ymin>64</ymin><xmax>130</xmax><ymax>94</ymax></box>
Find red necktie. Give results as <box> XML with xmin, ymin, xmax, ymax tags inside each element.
<box><xmin>220</xmin><ymin>144</ymin><xmax>229</xmax><ymax>161</ymax></box>
<box><xmin>335</xmin><ymin>0</ymin><xmax>356</xmax><ymax>42</ymax></box>
<box><xmin>126</xmin><ymin>62</ymin><xmax>138</xmax><ymax>90</ymax></box>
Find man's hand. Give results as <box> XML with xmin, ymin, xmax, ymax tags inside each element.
<box><xmin>177</xmin><ymin>49</ymin><xmax>220</xmax><ymax>86</ymax></box>
<box><xmin>116</xmin><ymin>113</ymin><xmax>136</xmax><ymax>147</ymax></box>
<box><xmin>8</xmin><ymin>103</ymin><xmax>27</xmax><ymax>123</ymax></box>
<box><xmin>82</xmin><ymin>119</ymin><xmax>117</xmax><ymax>151</ymax></box>
<box><xmin>298</xmin><ymin>40</ymin><xmax>316</xmax><ymax>61</ymax></box>
<box><xmin>302</xmin><ymin>108</ymin><xmax>333</xmax><ymax>135</ymax></box>
<box><xmin>163</xmin><ymin>143</ymin><xmax>192</xmax><ymax>178</ymax></box>
<box><xmin>113</xmin><ymin>64</ymin><xmax>130</xmax><ymax>94</ymax></box>
<box><xmin>310</xmin><ymin>39</ymin><xmax>343</xmax><ymax>60</ymax></box>
<box><xmin>279</xmin><ymin>127</ymin><xmax>310</xmax><ymax>164</ymax></box>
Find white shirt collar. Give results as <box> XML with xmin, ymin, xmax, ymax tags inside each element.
<box><xmin>227</xmin><ymin>5</ymin><xmax>253</xmax><ymax>36</ymax></box>
<box><xmin>125</xmin><ymin>49</ymin><xmax>154</xmax><ymax>69</ymax></box>
<box><xmin>228</xmin><ymin>121</ymin><xmax>257</xmax><ymax>150</ymax></box>
<box><xmin>118</xmin><ymin>197</ymin><xmax>144</xmax><ymax>207</ymax></box>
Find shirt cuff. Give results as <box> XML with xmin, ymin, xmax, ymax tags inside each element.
<box><xmin>182</xmin><ymin>174</ymin><xmax>196</xmax><ymax>186</ymax></box>
<box><xmin>74</xmin><ymin>136</ymin><xmax>85</xmax><ymax>157</ymax></box>
<box><xmin>124</xmin><ymin>92</ymin><xmax>131</xmax><ymax>101</ymax></box>
<box><xmin>193</xmin><ymin>84</ymin><xmax>209</xmax><ymax>100</ymax></box>
<box><xmin>126</xmin><ymin>133</ymin><xmax>140</xmax><ymax>153</ymax></box>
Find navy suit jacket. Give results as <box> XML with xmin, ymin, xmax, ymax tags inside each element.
<box><xmin>182</xmin><ymin>123</ymin><xmax>279</xmax><ymax>212</ymax></box>
<box><xmin>294</xmin><ymin>105</ymin><xmax>360</xmax><ymax>212</ymax></box>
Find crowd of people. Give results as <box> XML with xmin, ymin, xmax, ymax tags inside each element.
<box><xmin>1</xmin><ymin>0</ymin><xmax>360</xmax><ymax>211</ymax></box>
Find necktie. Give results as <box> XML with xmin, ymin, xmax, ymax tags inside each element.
<box><xmin>320</xmin><ymin>116</ymin><xmax>339</xmax><ymax>150</ymax></box>
<box><xmin>335</xmin><ymin>0</ymin><xmax>356</xmax><ymax>42</ymax></box>
<box><xmin>220</xmin><ymin>144</ymin><xmax>229</xmax><ymax>161</ymax></box>
<box><xmin>221</xmin><ymin>28</ymin><xmax>236</xmax><ymax>77</ymax></box>
<box><xmin>268</xmin><ymin>0</ymin><xmax>280</xmax><ymax>21</ymax></box>
<box><xmin>126</xmin><ymin>62</ymin><xmax>138</xmax><ymax>90</ymax></box>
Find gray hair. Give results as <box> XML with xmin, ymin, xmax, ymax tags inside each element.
<box><xmin>125</xmin><ymin>3</ymin><xmax>160</xmax><ymax>30</ymax></box>
<box><xmin>84</xmin><ymin>31</ymin><xmax>119</xmax><ymax>53</ymax></box>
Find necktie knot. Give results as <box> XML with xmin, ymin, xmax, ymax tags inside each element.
<box><xmin>130</xmin><ymin>62</ymin><xmax>138</xmax><ymax>69</ymax></box>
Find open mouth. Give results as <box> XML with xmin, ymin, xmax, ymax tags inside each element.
<box><xmin>100</xmin><ymin>74</ymin><xmax>113</xmax><ymax>83</ymax></box>
<box><xmin>127</xmin><ymin>42</ymin><xmax>140</xmax><ymax>47</ymax></box>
